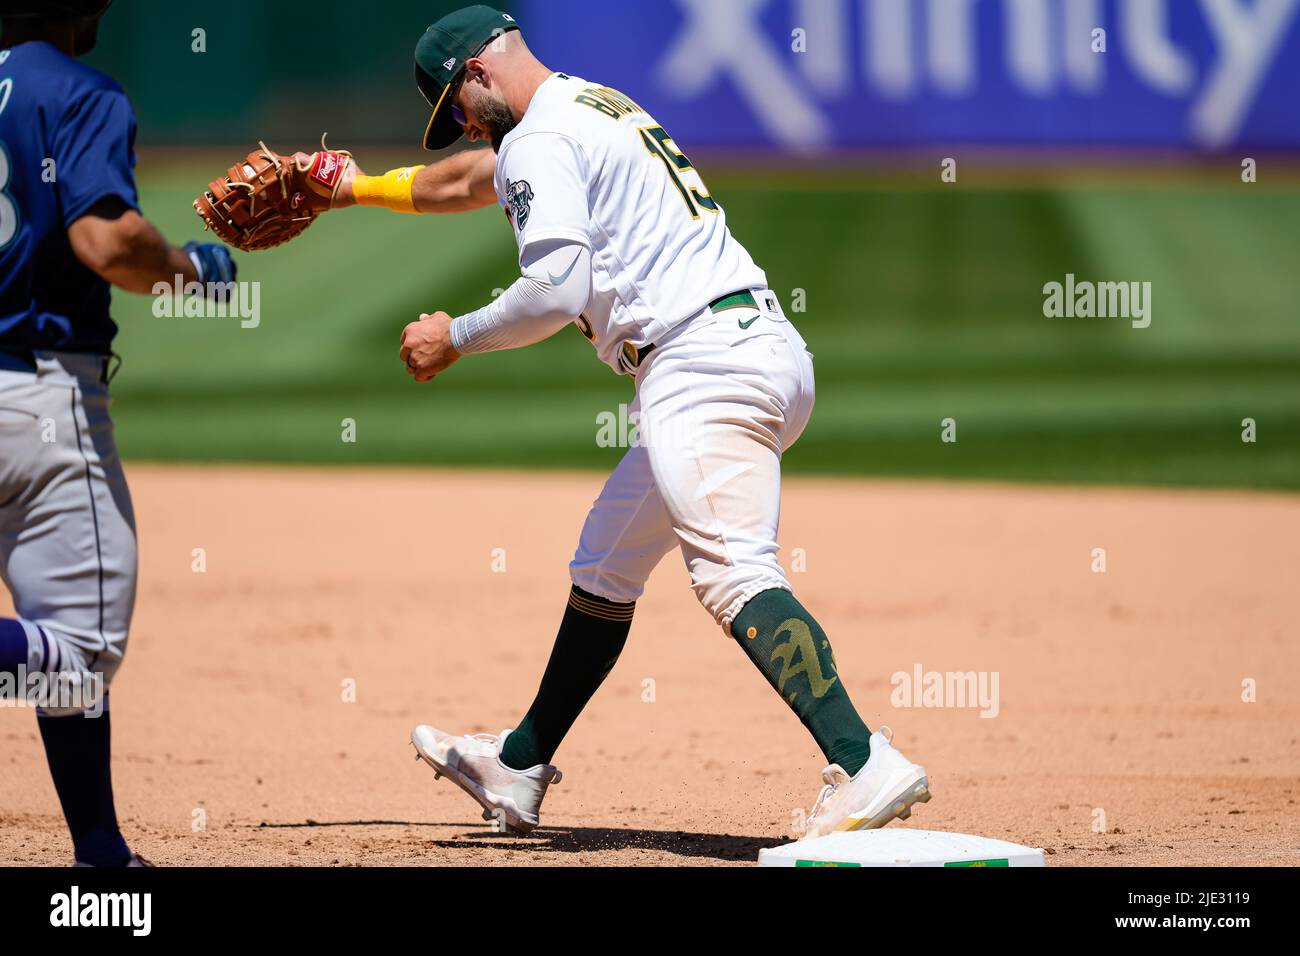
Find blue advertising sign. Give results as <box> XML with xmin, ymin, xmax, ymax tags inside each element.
<box><xmin>515</xmin><ymin>0</ymin><xmax>1300</xmax><ymax>151</ymax></box>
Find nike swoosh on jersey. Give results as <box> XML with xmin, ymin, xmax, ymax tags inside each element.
<box><xmin>548</xmin><ymin>250</ymin><xmax>584</xmax><ymax>286</ymax></box>
<box><xmin>738</xmin><ymin>316</ymin><xmax>759</xmax><ymax>329</ymax></box>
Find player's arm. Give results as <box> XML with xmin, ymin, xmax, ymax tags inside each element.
<box><xmin>67</xmin><ymin>198</ymin><xmax>233</xmax><ymax>296</ymax></box>
<box><xmin>400</xmin><ymin>133</ymin><xmax>592</xmax><ymax>382</ymax></box>
<box><xmin>56</xmin><ymin>90</ymin><xmax>234</xmax><ymax>298</ymax></box>
<box><xmin>400</xmin><ymin>238</ymin><xmax>591</xmax><ymax>383</ymax></box>
<box><xmin>333</xmin><ymin>147</ymin><xmax>497</xmax><ymax>214</ymax></box>
<box><xmin>68</xmin><ymin>198</ymin><xmax>194</xmax><ymax>293</ymax></box>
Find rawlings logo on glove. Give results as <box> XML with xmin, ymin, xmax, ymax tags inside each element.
<box><xmin>309</xmin><ymin>150</ymin><xmax>345</xmax><ymax>190</ymax></box>
<box><xmin>193</xmin><ymin>137</ymin><xmax>352</xmax><ymax>252</ymax></box>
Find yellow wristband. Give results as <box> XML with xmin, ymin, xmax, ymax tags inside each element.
<box><xmin>352</xmin><ymin>165</ymin><xmax>427</xmax><ymax>214</ymax></box>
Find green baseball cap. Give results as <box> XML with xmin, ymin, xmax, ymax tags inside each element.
<box><xmin>415</xmin><ymin>5</ymin><xmax>521</xmax><ymax>150</ymax></box>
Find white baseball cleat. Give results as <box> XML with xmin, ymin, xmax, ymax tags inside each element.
<box><xmin>801</xmin><ymin>727</ymin><xmax>931</xmax><ymax>839</ymax></box>
<box><xmin>411</xmin><ymin>724</ymin><xmax>562</xmax><ymax>834</ymax></box>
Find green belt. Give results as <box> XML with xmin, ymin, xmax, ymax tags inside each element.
<box><xmin>621</xmin><ymin>289</ymin><xmax>760</xmax><ymax>374</ymax></box>
<box><xmin>708</xmin><ymin>290</ymin><xmax>758</xmax><ymax>313</ymax></box>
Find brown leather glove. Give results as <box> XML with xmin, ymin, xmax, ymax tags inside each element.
<box><xmin>193</xmin><ymin>139</ymin><xmax>352</xmax><ymax>251</ymax></box>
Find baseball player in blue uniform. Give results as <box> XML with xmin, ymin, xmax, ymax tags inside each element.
<box><xmin>0</xmin><ymin>0</ymin><xmax>234</xmax><ymax>866</ymax></box>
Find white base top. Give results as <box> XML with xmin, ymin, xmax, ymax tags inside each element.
<box><xmin>758</xmin><ymin>829</ymin><xmax>1046</xmax><ymax>867</ymax></box>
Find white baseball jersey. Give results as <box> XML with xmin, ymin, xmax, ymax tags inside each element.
<box><xmin>493</xmin><ymin>72</ymin><xmax>766</xmax><ymax>374</ymax></box>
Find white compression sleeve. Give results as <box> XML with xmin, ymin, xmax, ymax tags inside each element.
<box><xmin>450</xmin><ymin>240</ymin><xmax>592</xmax><ymax>354</ymax></box>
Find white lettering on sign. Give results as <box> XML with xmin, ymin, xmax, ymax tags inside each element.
<box><xmin>653</xmin><ymin>0</ymin><xmax>1300</xmax><ymax>148</ymax></box>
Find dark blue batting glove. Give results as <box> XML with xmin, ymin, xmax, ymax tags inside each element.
<box><xmin>184</xmin><ymin>241</ymin><xmax>237</xmax><ymax>302</ymax></box>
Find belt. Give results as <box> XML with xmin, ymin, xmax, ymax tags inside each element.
<box><xmin>0</xmin><ymin>348</ymin><xmax>119</xmax><ymax>384</ymax></box>
<box><xmin>619</xmin><ymin>289</ymin><xmax>761</xmax><ymax>374</ymax></box>
<box><xmin>707</xmin><ymin>289</ymin><xmax>759</xmax><ymax>313</ymax></box>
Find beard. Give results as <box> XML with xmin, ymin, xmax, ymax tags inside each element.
<box><xmin>476</xmin><ymin>96</ymin><xmax>519</xmax><ymax>153</ymax></box>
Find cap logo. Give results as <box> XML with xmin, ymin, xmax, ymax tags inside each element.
<box><xmin>443</xmin><ymin>57</ymin><xmax>457</xmax><ymax>71</ymax></box>
<box><xmin>503</xmin><ymin>13</ymin><xmax>514</xmax><ymax>20</ymax></box>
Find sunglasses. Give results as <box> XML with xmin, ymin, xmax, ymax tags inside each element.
<box><xmin>447</xmin><ymin>37</ymin><xmax>494</xmax><ymax>129</ymax></box>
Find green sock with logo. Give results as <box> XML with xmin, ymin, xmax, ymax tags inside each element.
<box><xmin>499</xmin><ymin>585</ymin><xmax>634</xmax><ymax>771</ymax></box>
<box><xmin>730</xmin><ymin>588</ymin><xmax>873</xmax><ymax>776</ymax></box>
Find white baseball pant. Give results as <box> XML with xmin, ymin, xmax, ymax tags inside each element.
<box><xmin>0</xmin><ymin>353</ymin><xmax>137</xmax><ymax>716</ymax></box>
<box><xmin>570</xmin><ymin>291</ymin><xmax>815</xmax><ymax>634</ymax></box>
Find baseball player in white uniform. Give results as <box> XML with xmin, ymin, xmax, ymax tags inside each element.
<box><xmin>328</xmin><ymin>6</ymin><xmax>931</xmax><ymax>839</ymax></box>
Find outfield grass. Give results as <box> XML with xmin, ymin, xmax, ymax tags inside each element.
<box><xmin>109</xmin><ymin>155</ymin><xmax>1300</xmax><ymax>489</ymax></box>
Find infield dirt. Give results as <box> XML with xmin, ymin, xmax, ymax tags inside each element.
<box><xmin>3</xmin><ymin>465</ymin><xmax>1297</xmax><ymax>866</ymax></box>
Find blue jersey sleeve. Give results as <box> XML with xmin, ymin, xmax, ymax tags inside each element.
<box><xmin>52</xmin><ymin>87</ymin><xmax>139</xmax><ymax>227</ymax></box>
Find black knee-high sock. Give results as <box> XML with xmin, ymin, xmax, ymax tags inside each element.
<box><xmin>730</xmin><ymin>588</ymin><xmax>873</xmax><ymax>775</ymax></box>
<box><xmin>499</xmin><ymin>585</ymin><xmax>634</xmax><ymax>770</ymax></box>
<box><xmin>38</xmin><ymin>704</ymin><xmax>131</xmax><ymax>867</ymax></box>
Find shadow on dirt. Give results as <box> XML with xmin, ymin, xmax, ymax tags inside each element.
<box><xmin>428</xmin><ymin>824</ymin><xmax>784</xmax><ymax>862</ymax></box>
<box><xmin>254</xmin><ymin>819</ymin><xmax>784</xmax><ymax>863</ymax></box>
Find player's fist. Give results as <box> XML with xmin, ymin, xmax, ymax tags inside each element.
<box><xmin>183</xmin><ymin>241</ymin><xmax>237</xmax><ymax>303</ymax></box>
<box><xmin>295</xmin><ymin>151</ymin><xmax>365</xmax><ymax>209</ymax></box>
<box><xmin>400</xmin><ymin>311</ymin><xmax>461</xmax><ymax>383</ymax></box>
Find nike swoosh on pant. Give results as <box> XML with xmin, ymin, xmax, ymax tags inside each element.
<box><xmin>548</xmin><ymin>250</ymin><xmax>584</xmax><ymax>286</ymax></box>
<box><xmin>694</xmin><ymin>461</ymin><xmax>756</xmax><ymax>500</ymax></box>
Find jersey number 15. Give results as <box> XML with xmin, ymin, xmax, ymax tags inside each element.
<box><xmin>639</xmin><ymin>125</ymin><xmax>718</xmax><ymax>220</ymax></box>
